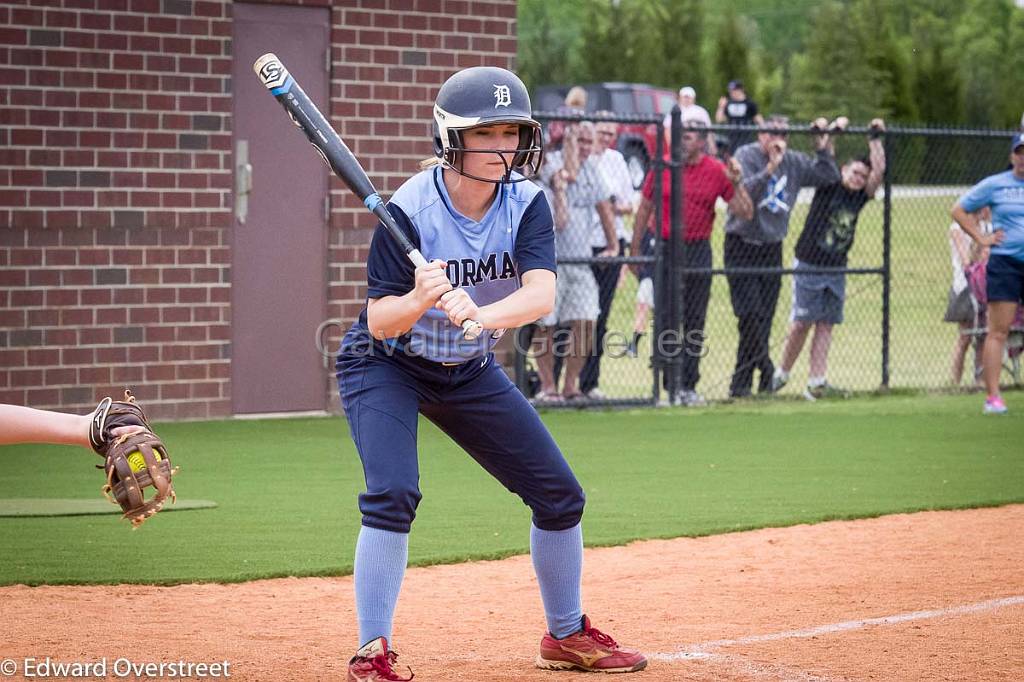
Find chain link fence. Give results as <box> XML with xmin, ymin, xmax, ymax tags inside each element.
<box><xmin>513</xmin><ymin>110</ymin><xmax>1022</xmax><ymax>407</ymax></box>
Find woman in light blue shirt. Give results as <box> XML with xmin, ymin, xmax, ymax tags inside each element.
<box><xmin>951</xmin><ymin>133</ymin><xmax>1024</xmax><ymax>414</ymax></box>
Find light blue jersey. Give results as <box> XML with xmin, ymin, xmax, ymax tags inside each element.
<box><xmin>960</xmin><ymin>171</ymin><xmax>1024</xmax><ymax>261</ymax></box>
<box><xmin>359</xmin><ymin>166</ymin><xmax>555</xmax><ymax>363</ymax></box>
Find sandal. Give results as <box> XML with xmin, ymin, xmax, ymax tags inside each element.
<box><xmin>532</xmin><ymin>391</ymin><xmax>564</xmax><ymax>404</ymax></box>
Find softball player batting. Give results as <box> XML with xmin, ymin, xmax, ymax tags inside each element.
<box><xmin>336</xmin><ymin>66</ymin><xmax>647</xmax><ymax>680</ymax></box>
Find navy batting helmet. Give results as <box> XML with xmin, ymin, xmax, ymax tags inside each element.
<box><xmin>433</xmin><ymin>66</ymin><xmax>543</xmax><ymax>183</ymax></box>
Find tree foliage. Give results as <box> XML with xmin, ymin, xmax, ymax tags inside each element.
<box><xmin>911</xmin><ymin>12</ymin><xmax>964</xmax><ymax>125</ymax></box>
<box><xmin>786</xmin><ymin>1</ymin><xmax>883</xmax><ymax>121</ymax></box>
<box><xmin>517</xmin><ymin>0</ymin><xmax>1024</xmax><ymax>128</ymax></box>
<box><xmin>710</xmin><ymin>7</ymin><xmax>753</xmax><ymax>101</ymax></box>
<box><xmin>516</xmin><ymin>0</ymin><xmax>584</xmax><ymax>93</ymax></box>
<box><xmin>656</xmin><ymin>0</ymin><xmax>706</xmax><ymax>97</ymax></box>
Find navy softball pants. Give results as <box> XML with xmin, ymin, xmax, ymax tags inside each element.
<box><xmin>336</xmin><ymin>349</ymin><xmax>585</xmax><ymax>534</ymax></box>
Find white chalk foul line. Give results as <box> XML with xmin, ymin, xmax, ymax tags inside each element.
<box><xmin>654</xmin><ymin>594</ymin><xmax>1024</xmax><ymax>662</ymax></box>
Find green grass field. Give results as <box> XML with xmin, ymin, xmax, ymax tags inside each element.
<box><xmin>1</xmin><ymin>392</ymin><xmax>1021</xmax><ymax>586</ymax></box>
<box><xmin>583</xmin><ymin>190</ymin><xmax>1012</xmax><ymax>401</ymax></box>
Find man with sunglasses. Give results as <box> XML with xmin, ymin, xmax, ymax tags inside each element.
<box><xmin>578</xmin><ymin>119</ymin><xmax>634</xmax><ymax>400</ymax></box>
<box><xmin>723</xmin><ymin>114</ymin><xmax>842</xmax><ymax>399</ymax></box>
<box><xmin>631</xmin><ymin>118</ymin><xmax>753</xmax><ymax>405</ymax></box>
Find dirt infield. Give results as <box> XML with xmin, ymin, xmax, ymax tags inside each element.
<box><xmin>3</xmin><ymin>505</ymin><xmax>1022</xmax><ymax>681</ymax></box>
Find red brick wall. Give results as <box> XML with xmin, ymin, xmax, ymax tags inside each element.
<box><xmin>0</xmin><ymin>0</ymin><xmax>518</xmax><ymax>420</ymax></box>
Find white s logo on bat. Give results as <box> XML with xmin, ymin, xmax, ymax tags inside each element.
<box><xmin>254</xmin><ymin>53</ymin><xmax>289</xmax><ymax>89</ymax></box>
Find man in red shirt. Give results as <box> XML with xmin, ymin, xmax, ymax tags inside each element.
<box><xmin>631</xmin><ymin>120</ymin><xmax>753</xmax><ymax>405</ymax></box>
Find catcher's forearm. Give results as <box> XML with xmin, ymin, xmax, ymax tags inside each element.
<box><xmin>0</xmin><ymin>404</ymin><xmax>90</xmax><ymax>447</ymax></box>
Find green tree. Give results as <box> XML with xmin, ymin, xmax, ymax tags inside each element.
<box><xmin>1001</xmin><ymin>7</ymin><xmax>1024</xmax><ymax>127</ymax></box>
<box><xmin>565</xmin><ymin>0</ymin><xmax>708</xmax><ymax>92</ymax></box>
<box><xmin>910</xmin><ymin>13</ymin><xmax>964</xmax><ymax>125</ymax></box>
<box><xmin>711</xmin><ymin>6</ymin><xmax>754</xmax><ymax>99</ymax></box>
<box><xmin>733</xmin><ymin>0</ymin><xmax>812</xmax><ymax>62</ymax></box>
<box><xmin>577</xmin><ymin>0</ymin><xmax>621</xmax><ymax>83</ymax></box>
<box><xmin>851</xmin><ymin>0</ymin><xmax>918</xmax><ymax>123</ymax></box>
<box><xmin>787</xmin><ymin>1</ymin><xmax>883</xmax><ymax>121</ymax></box>
<box><xmin>517</xmin><ymin>0</ymin><xmax>1023</xmax><ymax>129</ymax></box>
<box><xmin>953</xmin><ymin>0</ymin><xmax>1012</xmax><ymax>127</ymax></box>
<box><xmin>576</xmin><ymin>0</ymin><xmax>661</xmax><ymax>84</ymax></box>
<box><xmin>655</xmin><ymin>0</ymin><xmax>705</xmax><ymax>96</ymax></box>
<box><xmin>517</xmin><ymin>0</ymin><xmax>585</xmax><ymax>91</ymax></box>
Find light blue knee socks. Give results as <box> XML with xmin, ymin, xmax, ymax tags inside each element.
<box><xmin>355</xmin><ymin>523</ymin><xmax>582</xmax><ymax>644</ymax></box>
<box><xmin>354</xmin><ymin>525</ymin><xmax>409</xmax><ymax>646</ymax></box>
<box><xmin>530</xmin><ymin>522</ymin><xmax>584</xmax><ymax>639</ymax></box>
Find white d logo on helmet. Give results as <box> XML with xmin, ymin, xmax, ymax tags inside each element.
<box><xmin>493</xmin><ymin>84</ymin><xmax>511</xmax><ymax>108</ymax></box>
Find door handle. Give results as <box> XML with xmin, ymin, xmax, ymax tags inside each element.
<box><xmin>235</xmin><ymin>140</ymin><xmax>253</xmax><ymax>224</ymax></box>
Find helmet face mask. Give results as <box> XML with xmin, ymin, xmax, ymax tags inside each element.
<box><xmin>432</xmin><ymin>67</ymin><xmax>544</xmax><ymax>184</ymax></box>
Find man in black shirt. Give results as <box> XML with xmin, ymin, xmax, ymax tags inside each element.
<box><xmin>772</xmin><ymin>119</ymin><xmax>886</xmax><ymax>400</ymax></box>
<box><xmin>715</xmin><ymin>80</ymin><xmax>764</xmax><ymax>155</ymax></box>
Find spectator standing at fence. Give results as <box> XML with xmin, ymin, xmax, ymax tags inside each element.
<box><xmin>945</xmin><ymin>207</ymin><xmax>993</xmax><ymax>386</ymax></box>
<box><xmin>715</xmin><ymin>80</ymin><xmax>764</xmax><ymax>155</ymax></box>
<box><xmin>546</xmin><ymin>86</ymin><xmax>587</xmax><ymax>164</ymax></box>
<box><xmin>578</xmin><ymin>119</ymin><xmax>634</xmax><ymax>399</ymax></box>
<box><xmin>724</xmin><ymin>115</ymin><xmax>842</xmax><ymax>398</ymax></box>
<box><xmin>535</xmin><ymin>122</ymin><xmax>616</xmax><ymax>402</ymax></box>
<box><xmin>950</xmin><ymin>132</ymin><xmax>1024</xmax><ymax>415</ymax></box>
<box><xmin>678</xmin><ymin>86</ymin><xmax>717</xmax><ymax>156</ymax></box>
<box><xmin>772</xmin><ymin>119</ymin><xmax>885</xmax><ymax>400</ymax></box>
<box><xmin>631</xmin><ymin>119</ymin><xmax>753</xmax><ymax>405</ymax></box>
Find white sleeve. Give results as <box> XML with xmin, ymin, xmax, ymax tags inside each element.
<box><xmin>590</xmin><ymin>160</ymin><xmax>614</xmax><ymax>204</ymax></box>
<box><xmin>613</xmin><ymin>153</ymin><xmax>634</xmax><ymax>202</ymax></box>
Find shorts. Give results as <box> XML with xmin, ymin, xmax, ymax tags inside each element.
<box><xmin>987</xmin><ymin>252</ymin><xmax>1024</xmax><ymax>304</ymax></box>
<box><xmin>791</xmin><ymin>260</ymin><xmax>846</xmax><ymax>324</ymax></box>
<box><xmin>943</xmin><ymin>286</ymin><xmax>975</xmax><ymax>324</ymax></box>
<box><xmin>636</xmin><ymin>232</ymin><xmax>656</xmax><ymax>281</ymax></box>
<box><xmin>539</xmin><ymin>264</ymin><xmax>599</xmax><ymax>326</ymax></box>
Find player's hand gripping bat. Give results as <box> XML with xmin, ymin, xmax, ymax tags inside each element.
<box><xmin>253</xmin><ymin>52</ymin><xmax>483</xmax><ymax>341</ymax></box>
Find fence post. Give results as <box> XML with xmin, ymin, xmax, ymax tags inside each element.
<box><xmin>650</xmin><ymin>120</ymin><xmax>665</xmax><ymax>404</ymax></box>
<box><xmin>881</xmin><ymin>131</ymin><xmax>892</xmax><ymax>390</ymax></box>
<box><xmin>664</xmin><ymin>106</ymin><xmax>683</xmax><ymax>401</ymax></box>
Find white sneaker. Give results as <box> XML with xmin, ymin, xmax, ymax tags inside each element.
<box><xmin>585</xmin><ymin>388</ymin><xmax>608</xmax><ymax>401</ymax></box>
<box><xmin>677</xmin><ymin>390</ymin><xmax>707</xmax><ymax>407</ymax></box>
<box><xmin>771</xmin><ymin>370</ymin><xmax>788</xmax><ymax>393</ymax></box>
<box><xmin>803</xmin><ymin>382</ymin><xmax>850</xmax><ymax>402</ymax></box>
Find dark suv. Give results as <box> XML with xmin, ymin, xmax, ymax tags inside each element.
<box><xmin>533</xmin><ymin>82</ymin><xmax>677</xmax><ymax>188</ymax></box>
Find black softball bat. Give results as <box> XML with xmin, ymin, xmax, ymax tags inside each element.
<box><xmin>252</xmin><ymin>52</ymin><xmax>483</xmax><ymax>341</ymax></box>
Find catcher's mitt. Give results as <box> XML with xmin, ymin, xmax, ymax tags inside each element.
<box><xmin>90</xmin><ymin>390</ymin><xmax>177</xmax><ymax>528</ymax></box>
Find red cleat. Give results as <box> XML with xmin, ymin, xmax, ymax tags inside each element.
<box><xmin>346</xmin><ymin>637</ymin><xmax>414</xmax><ymax>682</ymax></box>
<box><xmin>537</xmin><ymin>615</ymin><xmax>647</xmax><ymax>673</ymax></box>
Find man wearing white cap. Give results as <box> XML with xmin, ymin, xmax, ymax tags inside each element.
<box><xmin>678</xmin><ymin>86</ymin><xmax>716</xmax><ymax>155</ymax></box>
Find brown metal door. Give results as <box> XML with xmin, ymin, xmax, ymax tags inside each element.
<box><xmin>231</xmin><ymin>4</ymin><xmax>329</xmax><ymax>414</ymax></box>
